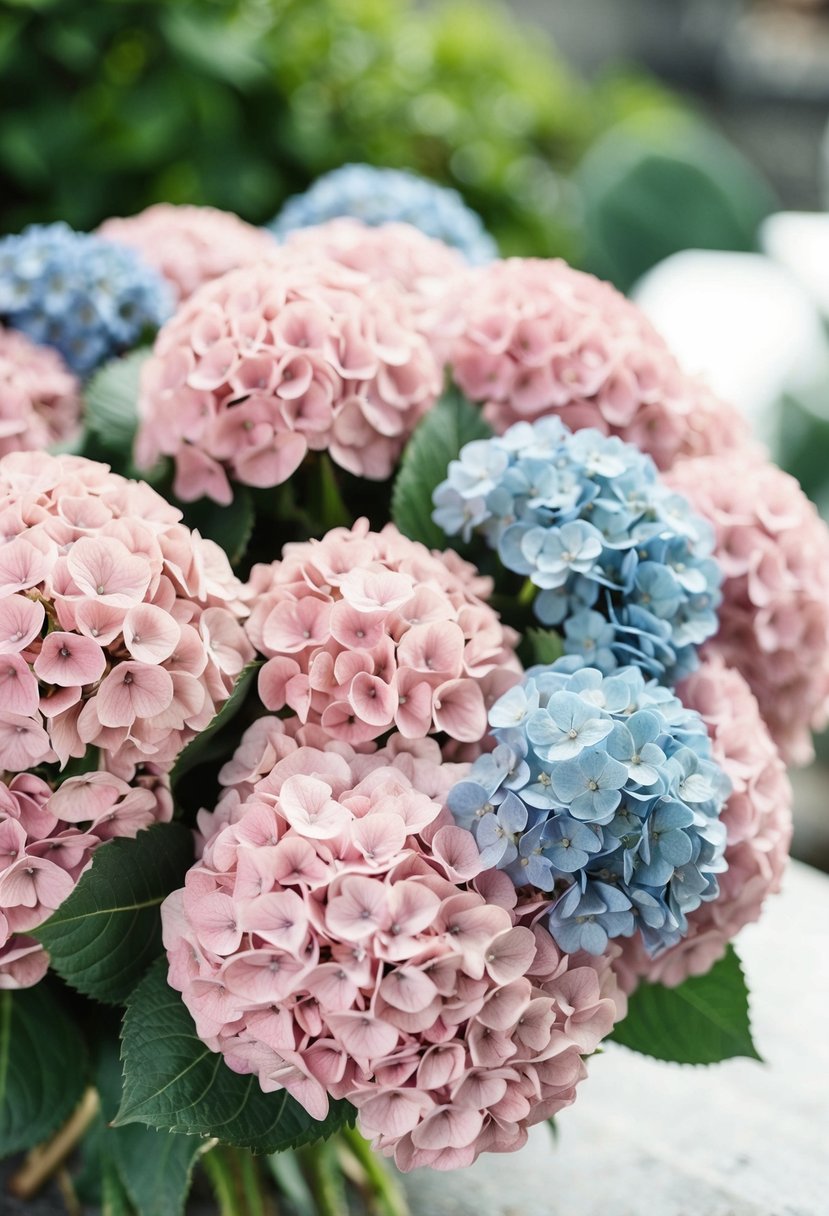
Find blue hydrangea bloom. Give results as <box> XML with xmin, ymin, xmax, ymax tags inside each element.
<box><xmin>269</xmin><ymin>164</ymin><xmax>497</xmax><ymax>264</ymax></box>
<box><xmin>0</xmin><ymin>223</ymin><xmax>173</xmax><ymax>376</ymax></box>
<box><xmin>433</xmin><ymin>416</ymin><xmax>722</xmax><ymax>682</ymax></box>
<box><xmin>447</xmin><ymin>662</ymin><xmax>731</xmax><ymax>956</ymax></box>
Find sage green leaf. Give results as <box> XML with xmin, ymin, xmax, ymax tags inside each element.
<box><xmin>0</xmin><ymin>984</ymin><xmax>89</xmax><ymax>1154</ymax></box>
<box><xmin>84</xmin><ymin>350</ymin><xmax>150</xmax><ymax>457</ymax></box>
<box><xmin>611</xmin><ymin>944</ymin><xmax>761</xmax><ymax>1065</ymax></box>
<box><xmin>392</xmin><ymin>388</ymin><xmax>491</xmax><ymax>549</ymax></box>
<box><xmin>34</xmin><ymin>823</ymin><xmax>193</xmax><ymax>1005</ymax></box>
<box><xmin>117</xmin><ymin>959</ymin><xmax>353</xmax><ymax>1153</ymax></box>
<box><xmin>171</xmin><ymin>660</ymin><xmax>261</xmax><ymax>788</ymax></box>
<box><xmin>180</xmin><ymin>486</ymin><xmax>255</xmax><ymax>567</ymax></box>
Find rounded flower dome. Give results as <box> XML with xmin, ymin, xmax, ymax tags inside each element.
<box><xmin>450</xmin><ymin>257</ymin><xmax>748</xmax><ymax>471</ymax></box>
<box><xmin>448</xmin><ymin>661</ymin><xmax>731</xmax><ymax>958</ymax></box>
<box><xmin>135</xmin><ymin>259</ymin><xmax>442</xmax><ymax>504</ymax></box>
<box><xmin>0</xmin><ymin>222</ymin><xmax>172</xmax><ymax>376</ymax></box>
<box><xmin>0</xmin><ymin>325</ymin><xmax>81</xmax><ymax>457</ymax></box>
<box><xmin>668</xmin><ymin>451</ymin><xmax>829</xmax><ymax>764</ymax></box>
<box><xmin>98</xmin><ymin>204</ymin><xmax>279</xmax><ymax>304</ymax></box>
<box><xmin>244</xmin><ymin>519</ymin><xmax>521</xmax><ymax>747</ymax></box>
<box><xmin>0</xmin><ymin>451</ymin><xmax>251</xmax><ymax>781</ymax></box>
<box><xmin>162</xmin><ymin>730</ymin><xmax>624</xmax><ymax>1171</ymax></box>
<box><xmin>0</xmin><ymin>767</ymin><xmax>171</xmax><ymax>990</ymax></box>
<box><xmin>270</xmin><ymin>164</ymin><xmax>498</xmax><ymax>266</ymax></box>
<box><xmin>280</xmin><ymin>217</ymin><xmax>468</xmax><ymax>357</ymax></box>
<box><xmin>615</xmin><ymin>655</ymin><xmax>792</xmax><ymax>991</ymax></box>
<box><xmin>434</xmin><ymin>417</ymin><xmax>721</xmax><ymax>682</ymax></box>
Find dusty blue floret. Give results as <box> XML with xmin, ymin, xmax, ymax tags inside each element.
<box><xmin>448</xmin><ymin>662</ymin><xmax>731</xmax><ymax>957</ymax></box>
<box><xmin>433</xmin><ymin>416</ymin><xmax>722</xmax><ymax>683</ymax></box>
<box><xmin>269</xmin><ymin>163</ymin><xmax>498</xmax><ymax>264</ymax></box>
<box><xmin>0</xmin><ymin>223</ymin><xmax>173</xmax><ymax>376</ymax></box>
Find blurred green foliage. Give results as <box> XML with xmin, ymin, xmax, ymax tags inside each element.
<box><xmin>577</xmin><ymin>109</ymin><xmax>777</xmax><ymax>293</ymax></box>
<box><xmin>0</xmin><ymin>0</ymin><xmax>682</xmax><ymax>259</ymax></box>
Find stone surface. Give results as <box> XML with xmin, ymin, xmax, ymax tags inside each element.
<box><xmin>400</xmin><ymin>860</ymin><xmax>829</xmax><ymax>1216</ymax></box>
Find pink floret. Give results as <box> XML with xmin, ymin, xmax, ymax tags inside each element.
<box><xmin>244</xmin><ymin>518</ymin><xmax>521</xmax><ymax>748</ymax></box>
<box><xmin>163</xmin><ymin>730</ymin><xmax>625</xmax><ymax>1169</ymax></box>
<box><xmin>0</xmin><ymin>450</ymin><xmax>251</xmax><ymax>782</ymax></box>
<box><xmin>450</xmin><ymin>258</ymin><xmax>748</xmax><ymax>471</ymax></box>
<box><xmin>669</xmin><ymin>451</ymin><xmax>829</xmax><ymax>764</ymax></box>
<box><xmin>135</xmin><ymin>258</ymin><xmax>442</xmax><ymax>503</ymax></box>
<box><xmin>99</xmin><ymin>204</ymin><xmax>278</xmax><ymax>304</ymax></box>
<box><xmin>0</xmin><ymin>326</ymin><xmax>81</xmax><ymax>457</ymax></box>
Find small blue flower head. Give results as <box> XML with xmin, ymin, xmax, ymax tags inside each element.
<box><xmin>0</xmin><ymin>223</ymin><xmax>173</xmax><ymax>376</ymax></box>
<box><xmin>433</xmin><ymin>417</ymin><xmax>722</xmax><ymax>682</ymax></box>
<box><xmin>447</xmin><ymin>662</ymin><xmax>731</xmax><ymax>956</ymax></box>
<box><xmin>269</xmin><ymin>164</ymin><xmax>498</xmax><ymax>264</ymax></box>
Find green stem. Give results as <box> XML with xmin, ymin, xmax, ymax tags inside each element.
<box><xmin>340</xmin><ymin>1127</ymin><xmax>410</xmax><ymax>1216</ymax></box>
<box><xmin>203</xmin><ymin>1146</ymin><xmax>268</xmax><ymax>1216</ymax></box>
<box><xmin>309</xmin><ymin>1140</ymin><xmax>349</xmax><ymax>1216</ymax></box>
<box><xmin>519</xmin><ymin>576</ymin><xmax>536</xmax><ymax>607</ymax></box>
<box><xmin>315</xmin><ymin>453</ymin><xmax>351</xmax><ymax>532</ymax></box>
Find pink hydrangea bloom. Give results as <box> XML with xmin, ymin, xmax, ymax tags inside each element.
<box><xmin>281</xmin><ymin>218</ymin><xmax>468</xmax><ymax>358</ymax></box>
<box><xmin>668</xmin><ymin>451</ymin><xmax>829</xmax><ymax>764</ymax></box>
<box><xmin>0</xmin><ymin>767</ymin><xmax>172</xmax><ymax>988</ymax></box>
<box><xmin>0</xmin><ymin>450</ymin><xmax>252</xmax><ymax>781</ymax></box>
<box><xmin>245</xmin><ymin>519</ymin><xmax>521</xmax><ymax>747</ymax></box>
<box><xmin>616</xmin><ymin>655</ymin><xmax>792</xmax><ymax>992</ymax></box>
<box><xmin>98</xmin><ymin>204</ymin><xmax>278</xmax><ymax>304</ymax></box>
<box><xmin>0</xmin><ymin>326</ymin><xmax>81</xmax><ymax>457</ymax></box>
<box><xmin>134</xmin><ymin>259</ymin><xmax>442</xmax><ymax>504</ymax></box>
<box><xmin>162</xmin><ymin>732</ymin><xmax>625</xmax><ymax>1169</ymax></box>
<box><xmin>450</xmin><ymin>258</ymin><xmax>748</xmax><ymax>470</ymax></box>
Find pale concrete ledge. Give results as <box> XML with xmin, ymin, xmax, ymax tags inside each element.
<box><xmin>401</xmin><ymin>860</ymin><xmax>829</xmax><ymax>1216</ymax></box>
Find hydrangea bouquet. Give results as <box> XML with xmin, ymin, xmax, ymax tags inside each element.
<box><xmin>0</xmin><ymin>166</ymin><xmax>820</xmax><ymax>1214</ymax></box>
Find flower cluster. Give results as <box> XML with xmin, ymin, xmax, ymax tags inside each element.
<box><xmin>245</xmin><ymin>519</ymin><xmax>521</xmax><ymax>746</ymax></box>
<box><xmin>450</xmin><ymin>258</ymin><xmax>748</xmax><ymax>471</ymax></box>
<box><xmin>668</xmin><ymin>451</ymin><xmax>829</xmax><ymax>764</ymax></box>
<box><xmin>280</xmin><ymin>218</ymin><xmax>468</xmax><ymax>357</ymax></box>
<box><xmin>0</xmin><ymin>450</ymin><xmax>251</xmax><ymax>781</ymax></box>
<box><xmin>270</xmin><ymin>164</ymin><xmax>498</xmax><ymax>266</ymax></box>
<box><xmin>616</xmin><ymin>655</ymin><xmax>792</xmax><ymax>990</ymax></box>
<box><xmin>0</xmin><ymin>326</ymin><xmax>81</xmax><ymax>457</ymax></box>
<box><xmin>98</xmin><ymin>204</ymin><xmax>279</xmax><ymax>304</ymax></box>
<box><xmin>0</xmin><ymin>223</ymin><xmax>172</xmax><ymax>376</ymax></box>
<box><xmin>163</xmin><ymin>732</ymin><xmax>624</xmax><ymax>1171</ymax></box>
<box><xmin>135</xmin><ymin>259</ymin><xmax>441</xmax><ymax>502</ymax></box>
<box><xmin>448</xmin><ymin>662</ymin><xmax>731</xmax><ymax>957</ymax></box>
<box><xmin>434</xmin><ymin>417</ymin><xmax>721</xmax><ymax>682</ymax></box>
<box><xmin>0</xmin><ymin>769</ymin><xmax>171</xmax><ymax>990</ymax></box>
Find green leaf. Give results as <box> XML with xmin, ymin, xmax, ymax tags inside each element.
<box><xmin>84</xmin><ymin>350</ymin><xmax>150</xmax><ymax>457</ymax></box>
<box><xmin>94</xmin><ymin>1035</ymin><xmax>209</xmax><ymax>1216</ymax></box>
<box><xmin>392</xmin><ymin>388</ymin><xmax>491</xmax><ymax>549</ymax></box>
<box><xmin>117</xmin><ymin>959</ymin><xmax>353</xmax><ymax>1153</ymax></box>
<box><xmin>101</xmin><ymin>1154</ymin><xmax>136</xmax><ymax>1216</ymax></box>
<box><xmin>611</xmin><ymin>944</ymin><xmax>761</xmax><ymax>1065</ymax></box>
<box><xmin>526</xmin><ymin>627</ymin><xmax>563</xmax><ymax>665</ymax></box>
<box><xmin>171</xmin><ymin>660</ymin><xmax>261</xmax><ymax>788</ymax></box>
<box><xmin>180</xmin><ymin>486</ymin><xmax>255</xmax><ymax>567</ymax></box>
<box><xmin>0</xmin><ymin>984</ymin><xmax>89</xmax><ymax>1154</ymax></box>
<box><xmin>34</xmin><ymin>823</ymin><xmax>194</xmax><ymax>1005</ymax></box>
<box><xmin>110</xmin><ymin>1123</ymin><xmax>210</xmax><ymax>1216</ymax></box>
